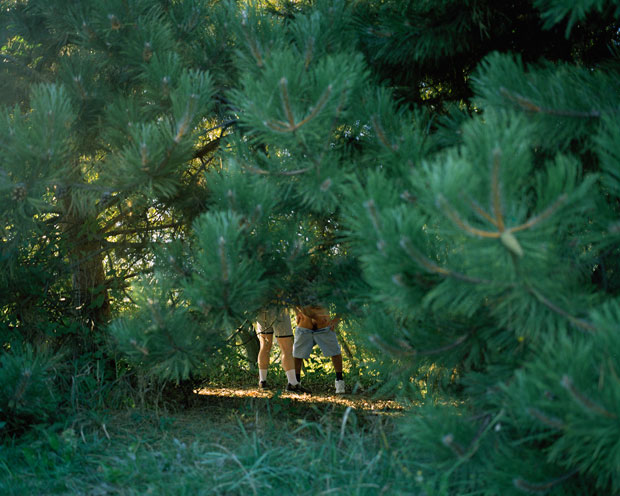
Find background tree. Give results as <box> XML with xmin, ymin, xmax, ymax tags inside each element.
<box><xmin>1</xmin><ymin>0</ymin><xmax>235</xmax><ymax>351</ymax></box>
<box><xmin>1</xmin><ymin>0</ymin><xmax>240</xmax><ymax>429</ymax></box>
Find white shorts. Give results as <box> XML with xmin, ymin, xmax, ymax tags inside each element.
<box><xmin>256</xmin><ymin>308</ymin><xmax>294</xmax><ymax>338</ymax></box>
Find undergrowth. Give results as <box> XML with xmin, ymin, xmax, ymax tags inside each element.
<box><xmin>0</xmin><ymin>392</ymin><xmax>430</xmax><ymax>495</ymax></box>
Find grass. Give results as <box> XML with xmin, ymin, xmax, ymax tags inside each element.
<box><xmin>0</xmin><ymin>367</ymin><xmax>430</xmax><ymax>496</ymax></box>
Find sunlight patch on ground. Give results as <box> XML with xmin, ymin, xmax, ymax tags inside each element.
<box><xmin>196</xmin><ymin>386</ymin><xmax>404</xmax><ymax>414</ymax></box>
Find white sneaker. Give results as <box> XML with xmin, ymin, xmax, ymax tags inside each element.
<box><xmin>335</xmin><ymin>379</ymin><xmax>345</xmax><ymax>394</ymax></box>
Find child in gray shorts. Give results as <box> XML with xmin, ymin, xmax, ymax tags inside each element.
<box><xmin>293</xmin><ymin>305</ymin><xmax>345</xmax><ymax>394</ymax></box>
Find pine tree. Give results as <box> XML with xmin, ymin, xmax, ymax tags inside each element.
<box><xmin>167</xmin><ymin>1</ymin><xmax>619</xmax><ymax>493</ymax></box>
<box><xmin>2</xmin><ymin>1</ymin><xmax>620</xmax><ymax>493</ymax></box>
<box><xmin>1</xmin><ymin>0</ymin><xmax>239</xmax><ymax>426</ymax></box>
<box><xmin>0</xmin><ymin>0</ymin><xmax>233</xmax><ymax>350</ymax></box>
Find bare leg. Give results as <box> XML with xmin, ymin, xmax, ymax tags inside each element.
<box><xmin>295</xmin><ymin>357</ymin><xmax>304</xmax><ymax>375</ymax></box>
<box><xmin>257</xmin><ymin>333</ymin><xmax>273</xmax><ymax>370</ymax></box>
<box><xmin>331</xmin><ymin>354</ymin><xmax>343</xmax><ymax>373</ymax></box>
<box><xmin>275</xmin><ymin>336</ymin><xmax>294</xmax><ymax>373</ymax></box>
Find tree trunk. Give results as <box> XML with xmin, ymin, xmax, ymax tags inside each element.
<box><xmin>61</xmin><ymin>203</ymin><xmax>111</xmax><ymax>351</ymax></box>
<box><xmin>237</xmin><ymin>323</ymin><xmax>260</xmax><ymax>369</ymax></box>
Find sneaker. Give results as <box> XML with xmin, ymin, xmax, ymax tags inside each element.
<box><xmin>335</xmin><ymin>379</ymin><xmax>345</xmax><ymax>394</ymax></box>
<box><xmin>259</xmin><ymin>380</ymin><xmax>268</xmax><ymax>389</ymax></box>
<box><xmin>286</xmin><ymin>383</ymin><xmax>310</xmax><ymax>394</ymax></box>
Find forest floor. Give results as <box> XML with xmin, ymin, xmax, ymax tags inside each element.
<box><xmin>196</xmin><ymin>383</ymin><xmax>405</xmax><ymax>415</ymax></box>
<box><xmin>2</xmin><ymin>380</ymin><xmax>421</xmax><ymax>495</ymax></box>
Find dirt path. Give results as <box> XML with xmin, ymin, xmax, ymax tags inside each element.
<box><xmin>196</xmin><ymin>385</ymin><xmax>404</xmax><ymax>415</ymax></box>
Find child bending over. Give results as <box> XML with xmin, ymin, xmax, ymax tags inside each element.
<box><xmin>293</xmin><ymin>305</ymin><xmax>345</xmax><ymax>394</ymax></box>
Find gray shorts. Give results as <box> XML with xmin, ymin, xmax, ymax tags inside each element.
<box><xmin>256</xmin><ymin>308</ymin><xmax>293</xmax><ymax>338</ymax></box>
<box><xmin>293</xmin><ymin>326</ymin><xmax>342</xmax><ymax>358</ymax></box>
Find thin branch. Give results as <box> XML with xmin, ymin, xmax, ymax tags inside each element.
<box><xmin>438</xmin><ymin>195</ymin><xmax>501</xmax><ymax>238</ymax></box>
<box><xmin>500</xmin><ymin>87</ymin><xmax>601</xmax><ymax>118</ymax></box>
<box><xmin>399</xmin><ymin>236</ymin><xmax>495</xmax><ymax>284</ymax></box>
<box><xmin>528</xmin><ymin>408</ymin><xmax>566</xmax><ymax>429</ymax></box>
<box><xmin>509</xmin><ymin>194</ymin><xmax>568</xmax><ymax>233</ymax></box>
<box><xmin>268</xmin><ymin>82</ymin><xmax>333</xmax><ymax>133</ymax></box>
<box><xmin>371</xmin><ymin>114</ymin><xmax>394</xmax><ymax>150</ymax></box>
<box><xmin>368</xmin><ymin>334</ymin><xmax>415</xmax><ymax>357</ymax></box>
<box><xmin>185</xmin><ymin>154</ymin><xmax>216</xmax><ymax>183</ymax></box>
<box><xmin>467</xmin><ymin>197</ymin><xmax>498</xmax><ymax>227</ymax></box>
<box><xmin>513</xmin><ymin>470</ymin><xmax>579</xmax><ymax>493</ymax></box>
<box><xmin>465</xmin><ymin>408</ymin><xmax>504</xmax><ymax>457</ymax></box>
<box><xmin>241</xmin><ymin>163</ymin><xmax>313</xmax><ymax>176</ymax></box>
<box><xmin>200</xmin><ymin>119</ymin><xmax>237</xmax><ymax>136</ymax></box>
<box><xmin>364</xmin><ymin>199</ymin><xmax>382</xmax><ymax>235</ymax></box>
<box><xmin>104</xmin><ymin>222</ymin><xmax>183</xmax><ymax>237</ymax></box>
<box><xmin>561</xmin><ymin>375</ymin><xmax>616</xmax><ymax>418</ymax></box>
<box><xmin>0</xmin><ymin>53</ymin><xmax>43</xmax><ymax>80</ymax></box>
<box><xmin>295</xmin><ymin>84</ymin><xmax>332</xmax><ymax>129</ymax></box>
<box><xmin>101</xmin><ymin>240</ymin><xmax>149</xmax><ymax>249</ymax></box>
<box><xmin>415</xmin><ymin>334</ymin><xmax>470</xmax><ymax>355</ymax></box>
<box><xmin>264</xmin><ymin>120</ymin><xmax>294</xmax><ymax>132</ymax></box>
<box><xmin>491</xmin><ymin>147</ymin><xmax>505</xmax><ymax>231</ymax></box>
<box><xmin>193</xmin><ymin>136</ymin><xmax>223</xmax><ymax>160</ymax></box>
<box><xmin>526</xmin><ymin>285</ymin><xmax>595</xmax><ymax>332</ymax></box>
<box><xmin>279</xmin><ymin>77</ymin><xmax>296</xmax><ymax>128</ymax></box>
<box><xmin>314</xmin><ymin>88</ymin><xmax>348</xmax><ymax>171</ymax></box>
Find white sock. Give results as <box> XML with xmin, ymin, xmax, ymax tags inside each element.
<box><xmin>259</xmin><ymin>369</ymin><xmax>268</xmax><ymax>382</ymax></box>
<box><xmin>285</xmin><ymin>369</ymin><xmax>298</xmax><ymax>385</ymax></box>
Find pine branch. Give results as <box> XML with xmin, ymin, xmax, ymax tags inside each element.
<box><xmin>240</xmin><ymin>11</ymin><xmax>264</xmax><ymax>67</ymax></box>
<box><xmin>468</xmin><ymin>197</ymin><xmax>498</xmax><ymax>227</ymax></box>
<box><xmin>218</xmin><ymin>236</ymin><xmax>228</xmax><ymax>283</ymax></box>
<box><xmin>416</xmin><ymin>333</ymin><xmax>470</xmax><ymax>355</ymax></box>
<box><xmin>399</xmin><ymin>236</ymin><xmax>495</xmax><ymax>284</ymax></box>
<box><xmin>242</xmin><ymin>162</ymin><xmax>314</xmax><ymax>176</ymax></box>
<box><xmin>513</xmin><ymin>470</ymin><xmax>578</xmax><ymax>493</ymax></box>
<box><xmin>104</xmin><ymin>222</ymin><xmax>183</xmax><ymax>237</ymax></box>
<box><xmin>314</xmin><ymin>88</ymin><xmax>348</xmax><ymax>170</ymax></box>
<box><xmin>0</xmin><ymin>54</ymin><xmax>43</xmax><ymax>81</ymax></box>
<box><xmin>437</xmin><ymin>195</ymin><xmax>501</xmax><ymax>238</ymax></box>
<box><xmin>192</xmin><ymin>136</ymin><xmax>223</xmax><ymax>159</ymax></box>
<box><xmin>193</xmin><ymin>120</ymin><xmax>237</xmax><ymax>160</ymax></box>
<box><xmin>364</xmin><ymin>199</ymin><xmax>383</xmax><ymax>235</ymax></box>
<box><xmin>491</xmin><ymin>147</ymin><xmax>505</xmax><ymax>231</ymax></box>
<box><xmin>439</xmin><ymin>144</ymin><xmax>565</xmax><ymax>260</ymax></box>
<box><xmin>510</xmin><ymin>194</ymin><xmax>568</xmax><ymax>233</ymax></box>
<box><xmin>371</xmin><ymin>114</ymin><xmax>399</xmax><ymax>151</ymax></box>
<box><xmin>266</xmin><ymin>79</ymin><xmax>333</xmax><ymax>133</ymax></box>
<box><xmin>442</xmin><ymin>433</ymin><xmax>466</xmax><ymax>457</ymax></box>
<box><xmin>499</xmin><ymin>87</ymin><xmax>601</xmax><ymax>118</ymax></box>
<box><xmin>368</xmin><ymin>332</ymin><xmax>469</xmax><ymax>357</ymax></box>
<box><xmin>526</xmin><ymin>286</ymin><xmax>595</xmax><ymax>332</ymax></box>
<box><xmin>527</xmin><ymin>408</ymin><xmax>566</xmax><ymax>430</ymax></box>
<box><xmin>443</xmin><ymin>409</ymin><xmax>504</xmax><ymax>461</ymax></box>
<box><xmin>560</xmin><ymin>375</ymin><xmax>616</xmax><ymax>418</ymax></box>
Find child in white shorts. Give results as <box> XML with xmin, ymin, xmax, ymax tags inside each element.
<box><xmin>255</xmin><ymin>307</ymin><xmax>308</xmax><ymax>392</ymax></box>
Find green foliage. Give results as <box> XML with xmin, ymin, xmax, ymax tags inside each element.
<box><xmin>472</xmin><ymin>52</ymin><xmax>619</xmax><ymax>151</ymax></box>
<box><xmin>109</xmin><ymin>272</ymin><xmax>223</xmax><ymax>382</ymax></box>
<box><xmin>0</xmin><ymin>345</ymin><xmax>61</xmax><ymax>434</ymax></box>
<box><xmin>189</xmin><ymin>211</ymin><xmax>269</xmax><ymax>324</ymax></box>
<box><xmin>2</xmin><ymin>0</ymin><xmax>620</xmax><ymax>493</ymax></box>
<box><xmin>0</xmin><ymin>404</ymin><xmax>408</xmax><ymax>496</ymax></box>
<box><xmin>499</xmin><ymin>300</ymin><xmax>620</xmax><ymax>494</ymax></box>
<box><xmin>534</xmin><ymin>0</ymin><xmax>620</xmax><ymax>34</ymax></box>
